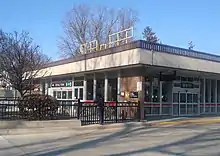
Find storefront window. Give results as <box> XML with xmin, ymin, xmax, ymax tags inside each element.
<box><xmin>173</xmin><ymin>93</ymin><xmax>179</xmax><ymax>103</ymax></box>
<box><xmin>211</xmin><ymin>79</ymin><xmax>215</xmax><ymax>103</ymax></box>
<box><xmin>152</xmin><ymin>86</ymin><xmax>159</xmax><ymax>102</ymax></box>
<box><xmin>162</xmin><ymin>81</ymin><xmax>172</xmax><ymax>103</ymax></box>
<box><xmin>187</xmin><ymin>93</ymin><xmax>193</xmax><ymax>103</ymax></box>
<box><xmin>62</xmin><ymin>91</ymin><xmax>67</xmax><ymax>99</ymax></box>
<box><xmin>68</xmin><ymin>91</ymin><xmax>72</xmax><ymax>99</ymax></box>
<box><xmin>180</xmin><ymin>93</ymin><xmax>186</xmax><ymax>103</ymax></box>
<box><xmin>79</xmin><ymin>88</ymin><xmax>83</xmax><ymax>100</ymax></box>
<box><xmin>200</xmin><ymin>79</ymin><xmax>204</xmax><ymax>102</ymax></box>
<box><xmin>53</xmin><ymin>91</ymin><xmax>56</xmax><ymax>98</ymax></box>
<box><xmin>193</xmin><ymin>94</ymin><xmax>198</xmax><ymax>103</ymax></box>
<box><xmin>57</xmin><ymin>91</ymin><xmax>61</xmax><ymax>99</ymax></box>
<box><xmin>205</xmin><ymin>79</ymin><xmax>209</xmax><ymax>103</ymax></box>
<box><xmin>144</xmin><ymin>80</ymin><xmax>151</xmax><ymax>102</ymax></box>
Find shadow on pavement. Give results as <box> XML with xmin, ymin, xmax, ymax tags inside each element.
<box><xmin>103</xmin><ymin>127</ymin><xmax>220</xmax><ymax>156</ymax></box>
<box><xmin>20</xmin><ymin>123</ymin><xmax>220</xmax><ymax>156</ymax></box>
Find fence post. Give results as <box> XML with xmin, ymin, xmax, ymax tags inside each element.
<box><xmin>100</xmin><ymin>98</ymin><xmax>104</xmax><ymax>125</ymax></box>
<box><xmin>77</xmin><ymin>99</ymin><xmax>81</xmax><ymax>120</ymax></box>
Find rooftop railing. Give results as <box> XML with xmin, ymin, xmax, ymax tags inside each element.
<box><xmin>46</xmin><ymin>40</ymin><xmax>220</xmax><ymax>68</ymax></box>
<box><xmin>137</xmin><ymin>40</ymin><xmax>220</xmax><ymax>63</ymax></box>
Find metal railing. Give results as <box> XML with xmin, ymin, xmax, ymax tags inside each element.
<box><xmin>78</xmin><ymin>101</ymin><xmax>141</xmax><ymax>126</ymax></box>
<box><xmin>0</xmin><ymin>98</ymin><xmax>141</xmax><ymax>125</ymax></box>
<box><xmin>136</xmin><ymin>40</ymin><xmax>220</xmax><ymax>63</ymax></box>
<box><xmin>0</xmin><ymin>98</ymin><xmax>78</xmax><ymax>120</ymax></box>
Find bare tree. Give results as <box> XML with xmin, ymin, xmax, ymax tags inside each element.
<box><xmin>142</xmin><ymin>26</ymin><xmax>159</xmax><ymax>43</ymax></box>
<box><xmin>58</xmin><ymin>4</ymin><xmax>138</xmax><ymax>58</ymax></box>
<box><xmin>0</xmin><ymin>30</ymin><xmax>49</xmax><ymax>97</ymax></box>
<box><xmin>188</xmin><ymin>41</ymin><xmax>195</xmax><ymax>50</ymax></box>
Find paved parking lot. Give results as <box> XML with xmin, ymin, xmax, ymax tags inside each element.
<box><xmin>1</xmin><ymin>123</ymin><xmax>220</xmax><ymax>156</ymax></box>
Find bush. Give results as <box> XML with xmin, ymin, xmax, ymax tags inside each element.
<box><xmin>18</xmin><ymin>94</ymin><xmax>59</xmax><ymax>120</ymax></box>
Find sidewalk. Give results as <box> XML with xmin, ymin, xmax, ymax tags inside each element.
<box><xmin>1</xmin><ymin>116</ymin><xmax>220</xmax><ymax>136</ymax></box>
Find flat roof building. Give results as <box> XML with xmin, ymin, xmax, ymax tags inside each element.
<box><xmin>35</xmin><ymin>39</ymin><xmax>220</xmax><ymax>119</ymax></box>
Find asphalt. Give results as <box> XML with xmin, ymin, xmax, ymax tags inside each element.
<box><xmin>1</xmin><ymin>123</ymin><xmax>220</xmax><ymax>155</ymax></box>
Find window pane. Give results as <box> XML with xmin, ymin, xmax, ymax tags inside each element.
<box><xmin>68</xmin><ymin>91</ymin><xmax>72</xmax><ymax>99</ymax></box>
<box><xmin>181</xmin><ymin>77</ymin><xmax>187</xmax><ymax>81</ymax></box>
<box><xmin>79</xmin><ymin>88</ymin><xmax>83</xmax><ymax>100</ymax></box>
<box><xmin>74</xmin><ymin>81</ymin><xmax>83</xmax><ymax>86</ymax></box>
<box><xmin>62</xmin><ymin>91</ymin><xmax>67</xmax><ymax>99</ymax></box>
<box><xmin>173</xmin><ymin>93</ymin><xmax>179</xmax><ymax>103</ymax></box>
<box><xmin>193</xmin><ymin>94</ymin><xmax>198</xmax><ymax>103</ymax></box>
<box><xmin>188</xmin><ymin>77</ymin><xmax>193</xmax><ymax>82</ymax></box>
<box><xmin>74</xmin><ymin>88</ymin><xmax>78</xmax><ymax>99</ymax></box>
<box><xmin>180</xmin><ymin>93</ymin><xmax>186</xmax><ymax>103</ymax></box>
<box><xmin>187</xmin><ymin>94</ymin><xmax>193</xmax><ymax>103</ymax></box>
<box><xmin>53</xmin><ymin>91</ymin><xmax>56</xmax><ymax>98</ymax></box>
<box><xmin>57</xmin><ymin>91</ymin><xmax>61</xmax><ymax>99</ymax></box>
<box><xmin>174</xmin><ymin>83</ymin><xmax>181</xmax><ymax>87</ymax></box>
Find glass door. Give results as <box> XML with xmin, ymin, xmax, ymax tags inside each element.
<box><xmin>187</xmin><ymin>93</ymin><xmax>193</xmax><ymax>115</ymax></box>
<box><xmin>74</xmin><ymin>87</ymin><xmax>83</xmax><ymax>100</ymax></box>
<box><xmin>179</xmin><ymin>92</ymin><xmax>187</xmax><ymax>115</ymax></box>
<box><xmin>192</xmin><ymin>93</ymin><xmax>199</xmax><ymax>114</ymax></box>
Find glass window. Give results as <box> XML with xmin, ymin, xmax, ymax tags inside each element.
<box><xmin>187</xmin><ymin>93</ymin><xmax>193</xmax><ymax>103</ymax></box>
<box><xmin>180</xmin><ymin>93</ymin><xmax>186</xmax><ymax>103</ymax></box>
<box><xmin>144</xmin><ymin>81</ymin><xmax>152</xmax><ymax>102</ymax></box>
<box><xmin>152</xmin><ymin>87</ymin><xmax>159</xmax><ymax>102</ymax></box>
<box><xmin>74</xmin><ymin>81</ymin><xmax>83</xmax><ymax>86</ymax></box>
<box><xmin>194</xmin><ymin>77</ymin><xmax>199</xmax><ymax>82</ymax></box>
<box><xmin>174</xmin><ymin>83</ymin><xmax>181</xmax><ymax>87</ymax></box>
<box><xmin>68</xmin><ymin>91</ymin><xmax>72</xmax><ymax>99</ymax></box>
<box><xmin>181</xmin><ymin>77</ymin><xmax>187</xmax><ymax>81</ymax></box>
<box><xmin>173</xmin><ymin>93</ymin><xmax>179</xmax><ymax>103</ymax></box>
<box><xmin>188</xmin><ymin>77</ymin><xmax>193</xmax><ymax>82</ymax></box>
<box><xmin>57</xmin><ymin>91</ymin><xmax>61</xmax><ymax>99</ymax></box>
<box><xmin>176</xmin><ymin>76</ymin><xmax>181</xmax><ymax>81</ymax></box>
<box><xmin>194</xmin><ymin>84</ymin><xmax>199</xmax><ymax>88</ymax></box>
<box><xmin>53</xmin><ymin>91</ymin><xmax>56</xmax><ymax>98</ymax></box>
<box><xmin>193</xmin><ymin>94</ymin><xmax>198</xmax><ymax>103</ymax></box>
<box><xmin>79</xmin><ymin>88</ymin><xmax>83</xmax><ymax>100</ymax></box>
<box><xmin>205</xmin><ymin>79</ymin><xmax>209</xmax><ymax>103</ymax></box>
<box><xmin>74</xmin><ymin>88</ymin><xmax>78</xmax><ymax>99</ymax></box>
<box><xmin>62</xmin><ymin>91</ymin><xmax>67</xmax><ymax>99</ymax></box>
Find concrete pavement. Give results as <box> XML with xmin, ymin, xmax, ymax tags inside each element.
<box><xmin>1</xmin><ymin>123</ymin><xmax>220</xmax><ymax>155</ymax></box>
<box><xmin>1</xmin><ymin>116</ymin><xmax>220</xmax><ymax>135</ymax></box>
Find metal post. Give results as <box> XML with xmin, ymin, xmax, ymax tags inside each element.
<box><xmin>203</xmin><ymin>78</ymin><xmax>206</xmax><ymax>113</ymax></box>
<box><xmin>93</xmin><ymin>74</ymin><xmax>96</xmax><ymax>100</ymax></box>
<box><xmin>104</xmin><ymin>75</ymin><xmax>108</xmax><ymax>102</ymax></box>
<box><xmin>215</xmin><ymin>79</ymin><xmax>218</xmax><ymax>113</ymax></box>
<box><xmin>77</xmin><ymin>98</ymin><xmax>81</xmax><ymax>120</ymax></box>
<box><xmin>115</xmin><ymin>100</ymin><xmax>118</xmax><ymax>123</ymax></box>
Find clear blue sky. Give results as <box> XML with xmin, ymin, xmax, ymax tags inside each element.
<box><xmin>0</xmin><ymin>0</ymin><xmax>219</xmax><ymax>60</ymax></box>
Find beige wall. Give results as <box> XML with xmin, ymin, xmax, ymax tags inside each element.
<box><xmin>37</xmin><ymin>49</ymin><xmax>141</xmax><ymax>78</ymax></box>
<box><xmin>140</xmin><ymin>49</ymin><xmax>220</xmax><ymax>74</ymax></box>
<box><xmin>37</xmin><ymin>48</ymin><xmax>220</xmax><ymax>78</ymax></box>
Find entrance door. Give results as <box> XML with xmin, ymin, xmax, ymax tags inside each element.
<box><xmin>179</xmin><ymin>92</ymin><xmax>199</xmax><ymax>116</ymax></box>
<box><xmin>74</xmin><ymin>87</ymin><xmax>83</xmax><ymax>100</ymax></box>
<box><xmin>179</xmin><ymin>92</ymin><xmax>187</xmax><ymax>115</ymax></box>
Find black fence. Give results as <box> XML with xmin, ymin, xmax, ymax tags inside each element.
<box><xmin>0</xmin><ymin>98</ymin><xmax>78</xmax><ymax>120</ymax></box>
<box><xmin>0</xmin><ymin>98</ymin><xmax>141</xmax><ymax>126</ymax></box>
<box><xmin>78</xmin><ymin>101</ymin><xmax>141</xmax><ymax>126</ymax></box>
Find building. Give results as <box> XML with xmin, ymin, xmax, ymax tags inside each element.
<box><xmin>34</xmin><ymin>29</ymin><xmax>220</xmax><ymax>119</ymax></box>
<box><xmin>0</xmin><ymin>72</ymin><xmax>15</xmax><ymax>98</ymax></box>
